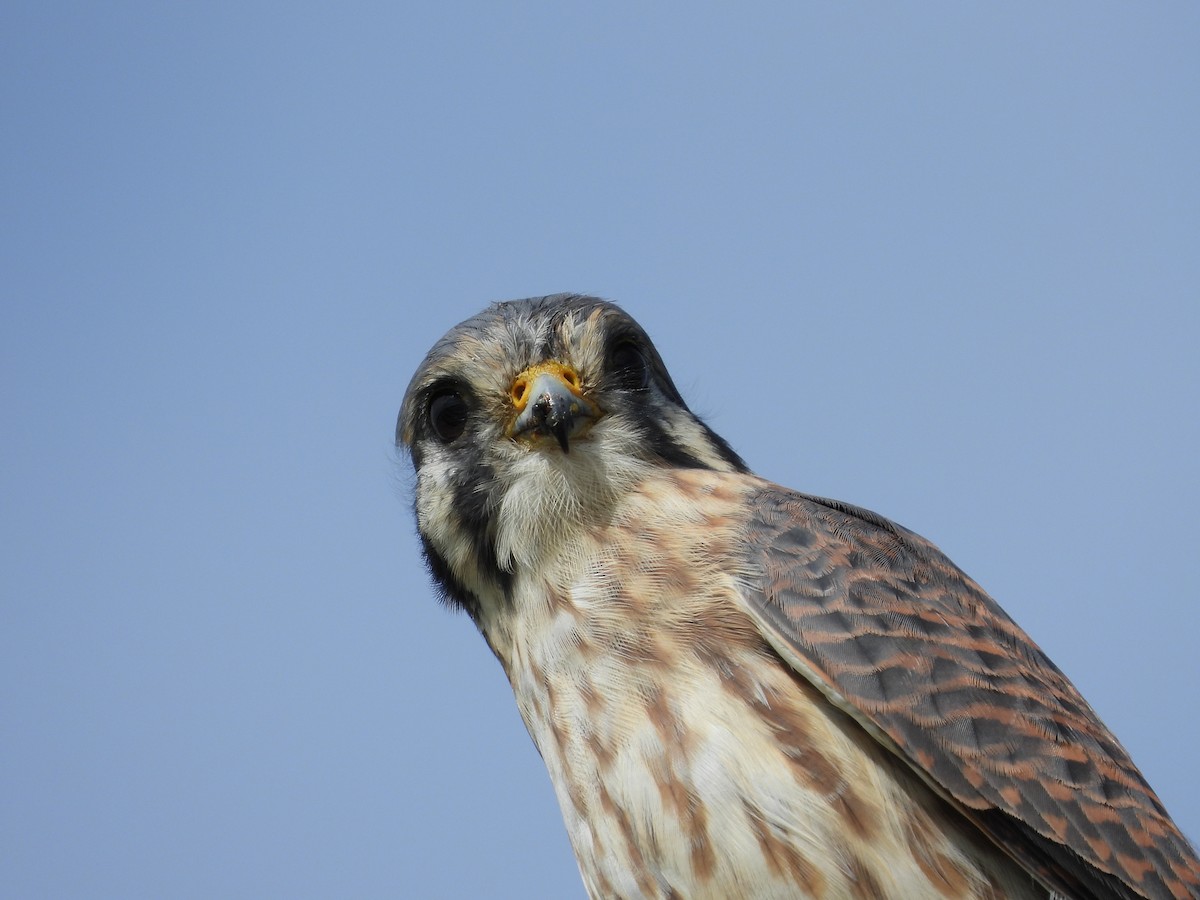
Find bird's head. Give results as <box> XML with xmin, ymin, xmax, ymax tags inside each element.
<box><xmin>397</xmin><ymin>293</ymin><xmax>747</xmax><ymax>620</ymax></box>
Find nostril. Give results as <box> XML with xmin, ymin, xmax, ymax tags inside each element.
<box><xmin>511</xmin><ymin>377</ymin><xmax>530</xmax><ymax>409</ymax></box>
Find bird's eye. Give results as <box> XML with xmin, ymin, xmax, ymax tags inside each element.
<box><xmin>428</xmin><ymin>390</ymin><xmax>469</xmax><ymax>443</ymax></box>
<box><xmin>608</xmin><ymin>339</ymin><xmax>649</xmax><ymax>390</ymax></box>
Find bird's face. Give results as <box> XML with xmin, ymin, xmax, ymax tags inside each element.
<box><xmin>398</xmin><ymin>294</ymin><xmax>746</xmax><ymax>621</ymax></box>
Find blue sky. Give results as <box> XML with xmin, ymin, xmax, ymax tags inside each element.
<box><xmin>2</xmin><ymin>4</ymin><xmax>1197</xmax><ymax>897</ymax></box>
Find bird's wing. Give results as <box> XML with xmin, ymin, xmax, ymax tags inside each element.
<box><xmin>734</xmin><ymin>483</ymin><xmax>1199</xmax><ymax>900</ymax></box>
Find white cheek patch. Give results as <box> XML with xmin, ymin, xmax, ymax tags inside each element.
<box><xmin>415</xmin><ymin>457</ymin><xmax>483</xmax><ymax>591</ymax></box>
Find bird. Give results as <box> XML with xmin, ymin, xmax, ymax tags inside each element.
<box><xmin>396</xmin><ymin>293</ymin><xmax>1199</xmax><ymax>899</ymax></box>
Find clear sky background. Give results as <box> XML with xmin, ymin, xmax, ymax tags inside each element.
<box><xmin>3</xmin><ymin>4</ymin><xmax>1197</xmax><ymax>898</ymax></box>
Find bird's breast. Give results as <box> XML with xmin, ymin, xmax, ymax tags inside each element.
<box><xmin>491</xmin><ymin>470</ymin><xmax>1044</xmax><ymax>899</ymax></box>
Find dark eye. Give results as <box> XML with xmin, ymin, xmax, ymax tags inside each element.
<box><xmin>608</xmin><ymin>339</ymin><xmax>649</xmax><ymax>390</ymax></box>
<box><xmin>428</xmin><ymin>390</ymin><xmax>469</xmax><ymax>443</ymax></box>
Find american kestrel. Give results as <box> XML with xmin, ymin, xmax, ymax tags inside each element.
<box><xmin>397</xmin><ymin>294</ymin><xmax>1199</xmax><ymax>899</ymax></box>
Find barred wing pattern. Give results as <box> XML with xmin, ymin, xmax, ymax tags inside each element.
<box><xmin>739</xmin><ymin>485</ymin><xmax>1200</xmax><ymax>900</ymax></box>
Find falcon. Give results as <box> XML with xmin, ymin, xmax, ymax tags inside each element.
<box><xmin>397</xmin><ymin>293</ymin><xmax>1199</xmax><ymax>899</ymax></box>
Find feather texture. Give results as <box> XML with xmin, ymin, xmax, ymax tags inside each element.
<box><xmin>400</xmin><ymin>295</ymin><xmax>1200</xmax><ymax>899</ymax></box>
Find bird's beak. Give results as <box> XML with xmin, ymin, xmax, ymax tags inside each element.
<box><xmin>509</xmin><ymin>362</ymin><xmax>600</xmax><ymax>453</ymax></box>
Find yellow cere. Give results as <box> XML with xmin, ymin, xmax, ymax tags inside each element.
<box><xmin>509</xmin><ymin>361</ymin><xmax>584</xmax><ymax>412</ymax></box>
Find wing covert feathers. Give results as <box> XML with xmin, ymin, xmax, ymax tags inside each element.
<box><xmin>738</xmin><ymin>485</ymin><xmax>1200</xmax><ymax>900</ymax></box>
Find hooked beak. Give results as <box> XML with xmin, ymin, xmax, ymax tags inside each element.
<box><xmin>509</xmin><ymin>362</ymin><xmax>600</xmax><ymax>452</ymax></box>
